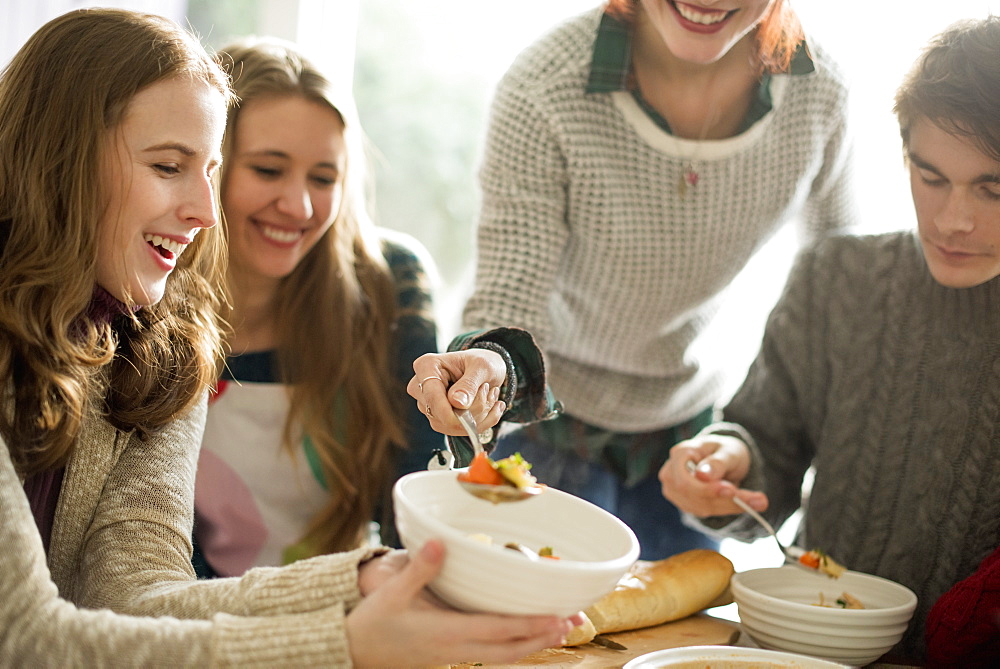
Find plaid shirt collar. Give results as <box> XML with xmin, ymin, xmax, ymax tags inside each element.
<box><xmin>585</xmin><ymin>10</ymin><xmax>815</xmax><ymax>133</ymax></box>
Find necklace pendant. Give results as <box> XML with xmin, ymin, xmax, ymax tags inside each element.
<box><xmin>685</xmin><ymin>168</ymin><xmax>699</xmax><ymax>187</ymax></box>
<box><xmin>677</xmin><ymin>162</ymin><xmax>698</xmax><ymax>197</ymax></box>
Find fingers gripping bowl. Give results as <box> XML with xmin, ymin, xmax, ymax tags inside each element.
<box><xmin>731</xmin><ymin>565</ymin><xmax>917</xmax><ymax>666</ymax></box>
<box><xmin>392</xmin><ymin>469</ymin><xmax>640</xmax><ymax>617</ymax></box>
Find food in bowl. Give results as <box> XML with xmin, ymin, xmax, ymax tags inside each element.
<box><xmin>731</xmin><ymin>565</ymin><xmax>917</xmax><ymax>666</ymax></box>
<box><xmin>815</xmin><ymin>591</ymin><xmax>863</xmax><ymax>609</ymax></box>
<box><xmin>466</xmin><ymin>532</ymin><xmax>559</xmax><ymax>560</ymax></box>
<box><xmin>393</xmin><ymin>468</ymin><xmax>639</xmax><ymax>616</ymax></box>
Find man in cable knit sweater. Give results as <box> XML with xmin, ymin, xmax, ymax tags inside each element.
<box><xmin>659</xmin><ymin>17</ymin><xmax>1000</xmax><ymax>663</ymax></box>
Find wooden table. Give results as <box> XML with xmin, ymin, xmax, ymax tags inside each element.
<box><xmin>450</xmin><ymin>613</ymin><xmax>741</xmax><ymax>668</ymax></box>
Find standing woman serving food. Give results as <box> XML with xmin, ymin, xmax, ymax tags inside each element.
<box><xmin>467</xmin><ymin>0</ymin><xmax>859</xmax><ymax>559</ymax></box>
<box><xmin>0</xmin><ymin>9</ymin><xmax>578</xmax><ymax>666</ymax></box>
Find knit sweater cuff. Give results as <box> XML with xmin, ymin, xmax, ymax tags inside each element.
<box><xmin>210</xmin><ymin>607</ymin><xmax>351</xmax><ymax>667</ymax></box>
<box><xmin>239</xmin><ymin>546</ymin><xmax>386</xmax><ymax>617</ymax></box>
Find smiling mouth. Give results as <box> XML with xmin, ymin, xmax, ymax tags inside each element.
<box><xmin>144</xmin><ymin>234</ymin><xmax>187</xmax><ymax>260</ymax></box>
<box><xmin>671</xmin><ymin>1</ymin><xmax>734</xmax><ymax>26</ymax></box>
<box><xmin>259</xmin><ymin>223</ymin><xmax>303</xmax><ymax>243</ymax></box>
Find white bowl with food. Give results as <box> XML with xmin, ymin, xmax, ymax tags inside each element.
<box><xmin>623</xmin><ymin>645</ymin><xmax>848</xmax><ymax>668</ymax></box>
<box><xmin>731</xmin><ymin>565</ymin><xmax>917</xmax><ymax>666</ymax></box>
<box><xmin>392</xmin><ymin>468</ymin><xmax>640</xmax><ymax>616</ymax></box>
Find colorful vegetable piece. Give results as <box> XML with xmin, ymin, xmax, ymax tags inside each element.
<box><xmin>799</xmin><ymin>549</ymin><xmax>847</xmax><ymax>578</ymax></box>
<box><xmin>457</xmin><ymin>452</ymin><xmax>505</xmax><ymax>486</ymax></box>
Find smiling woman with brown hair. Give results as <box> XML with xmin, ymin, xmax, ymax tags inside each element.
<box><xmin>0</xmin><ymin>9</ymin><xmax>580</xmax><ymax>666</ymax></box>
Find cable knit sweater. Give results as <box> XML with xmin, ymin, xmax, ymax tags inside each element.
<box><xmin>2</xmin><ymin>394</ymin><xmax>382</xmax><ymax>666</ymax></box>
<box><xmin>463</xmin><ymin>6</ymin><xmax>858</xmax><ymax>433</ymax></box>
<box><xmin>696</xmin><ymin>231</ymin><xmax>1000</xmax><ymax>661</ymax></box>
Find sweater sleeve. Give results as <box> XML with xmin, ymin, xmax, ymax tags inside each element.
<box><xmin>1</xmin><ymin>428</ymin><xmax>362</xmax><ymax>666</ymax></box>
<box><xmin>925</xmin><ymin>545</ymin><xmax>1000</xmax><ymax>668</ymax></box>
<box><xmin>70</xmin><ymin>396</ymin><xmax>373</xmax><ymax>620</ymax></box>
<box><xmin>461</xmin><ymin>65</ymin><xmax>571</xmax><ymax>347</ymax></box>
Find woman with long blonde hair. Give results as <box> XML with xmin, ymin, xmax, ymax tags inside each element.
<box><xmin>194</xmin><ymin>38</ymin><xmax>532</xmax><ymax>574</ymax></box>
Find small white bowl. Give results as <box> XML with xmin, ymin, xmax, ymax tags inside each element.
<box><xmin>623</xmin><ymin>645</ymin><xmax>848</xmax><ymax>668</ymax></box>
<box><xmin>392</xmin><ymin>469</ymin><xmax>639</xmax><ymax>616</ymax></box>
<box><xmin>731</xmin><ymin>565</ymin><xmax>917</xmax><ymax>666</ymax></box>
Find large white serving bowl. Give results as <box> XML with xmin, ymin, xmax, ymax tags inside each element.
<box><xmin>392</xmin><ymin>468</ymin><xmax>639</xmax><ymax>616</ymax></box>
<box><xmin>623</xmin><ymin>645</ymin><xmax>848</xmax><ymax>668</ymax></box>
<box><xmin>731</xmin><ymin>565</ymin><xmax>917</xmax><ymax>666</ymax></box>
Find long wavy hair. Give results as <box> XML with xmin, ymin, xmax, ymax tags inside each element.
<box><xmin>218</xmin><ymin>38</ymin><xmax>404</xmax><ymax>554</ymax></box>
<box><xmin>894</xmin><ymin>16</ymin><xmax>1000</xmax><ymax>163</ymax></box>
<box><xmin>0</xmin><ymin>8</ymin><xmax>232</xmax><ymax>477</ymax></box>
<box><xmin>605</xmin><ymin>0</ymin><xmax>805</xmax><ymax>74</ymax></box>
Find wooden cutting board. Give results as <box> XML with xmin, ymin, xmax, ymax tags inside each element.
<box><xmin>450</xmin><ymin>613</ymin><xmax>740</xmax><ymax>668</ymax></box>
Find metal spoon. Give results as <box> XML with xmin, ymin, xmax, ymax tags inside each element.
<box><xmin>728</xmin><ymin>495</ymin><xmax>809</xmax><ymax>567</ymax></box>
<box><xmin>454</xmin><ymin>409</ymin><xmax>543</xmax><ymax>504</ymax></box>
<box><xmin>684</xmin><ymin>460</ymin><xmax>812</xmax><ymax>570</ymax></box>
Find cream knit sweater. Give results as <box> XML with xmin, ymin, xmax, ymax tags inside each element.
<box><xmin>1</xmin><ymin>394</ymin><xmax>379</xmax><ymax>666</ymax></box>
<box><xmin>464</xmin><ymin>7</ymin><xmax>859</xmax><ymax>432</ymax></box>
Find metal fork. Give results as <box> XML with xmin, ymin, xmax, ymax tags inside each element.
<box><xmin>684</xmin><ymin>459</ymin><xmax>806</xmax><ymax>567</ymax></box>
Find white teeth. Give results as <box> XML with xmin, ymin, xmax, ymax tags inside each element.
<box><xmin>676</xmin><ymin>2</ymin><xmax>729</xmax><ymax>25</ymax></box>
<box><xmin>143</xmin><ymin>233</ymin><xmax>187</xmax><ymax>256</ymax></box>
<box><xmin>260</xmin><ymin>225</ymin><xmax>301</xmax><ymax>243</ymax></box>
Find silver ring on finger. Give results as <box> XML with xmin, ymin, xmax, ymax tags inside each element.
<box><xmin>418</xmin><ymin>375</ymin><xmax>445</xmax><ymax>391</ymax></box>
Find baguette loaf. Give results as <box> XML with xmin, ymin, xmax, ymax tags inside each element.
<box><xmin>564</xmin><ymin>549</ymin><xmax>734</xmax><ymax>645</ymax></box>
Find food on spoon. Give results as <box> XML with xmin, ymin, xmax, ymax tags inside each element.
<box><xmin>562</xmin><ymin>549</ymin><xmax>735</xmax><ymax>646</ymax></box>
<box><xmin>799</xmin><ymin>549</ymin><xmax>846</xmax><ymax>578</ymax></box>
<box><xmin>816</xmin><ymin>591</ymin><xmax>864</xmax><ymax>609</ymax></box>
<box><xmin>457</xmin><ymin>451</ymin><xmax>506</xmax><ymax>486</ymax></box>
<box><xmin>457</xmin><ymin>451</ymin><xmax>537</xmax><ymax>489</ymax></box>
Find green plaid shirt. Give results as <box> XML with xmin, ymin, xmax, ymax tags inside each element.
<box><xmin>586</xmin><ymin>10</ymin><xmax>816</xmax><ymax>136</ymax></box>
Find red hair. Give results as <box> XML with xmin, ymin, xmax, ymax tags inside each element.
<box><xmin>605</xmin><ymin>0</ymin><xmax>804</xmax><ymax>74</ymax></box>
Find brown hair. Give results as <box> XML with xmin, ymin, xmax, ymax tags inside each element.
<box><xmin>0</xmin><ymin>8</ymin><xmax>232</xmax><ymax>476</ymax></box>
<box><xmin>218</xmin><ymin>38</ymin><xmax>404</xmax><ymax>554</ymax></box>
<box><xmin>605</xmin><ymin>0</ymin><xmax>805</xmax><ymax>73</ymax></box>
<box><xmin>894</xmin><ymin>16</ymin><xmax>1000</xmax><ymax>163</ymax></box>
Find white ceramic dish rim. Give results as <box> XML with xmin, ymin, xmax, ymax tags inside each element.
<box><xmin>622</xmin><ymin>644</ymin><xmax>849</xmax><ymax>668</ymax></box>
<box><xmin>393</xmin><ymin>470</ymin><xmax>640</xmax><ymax>573</ymax></box>
<box><xmin>731</xmin><ymin>566</ymin><xmax>917</xmax><ymax>618</ymax></box>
